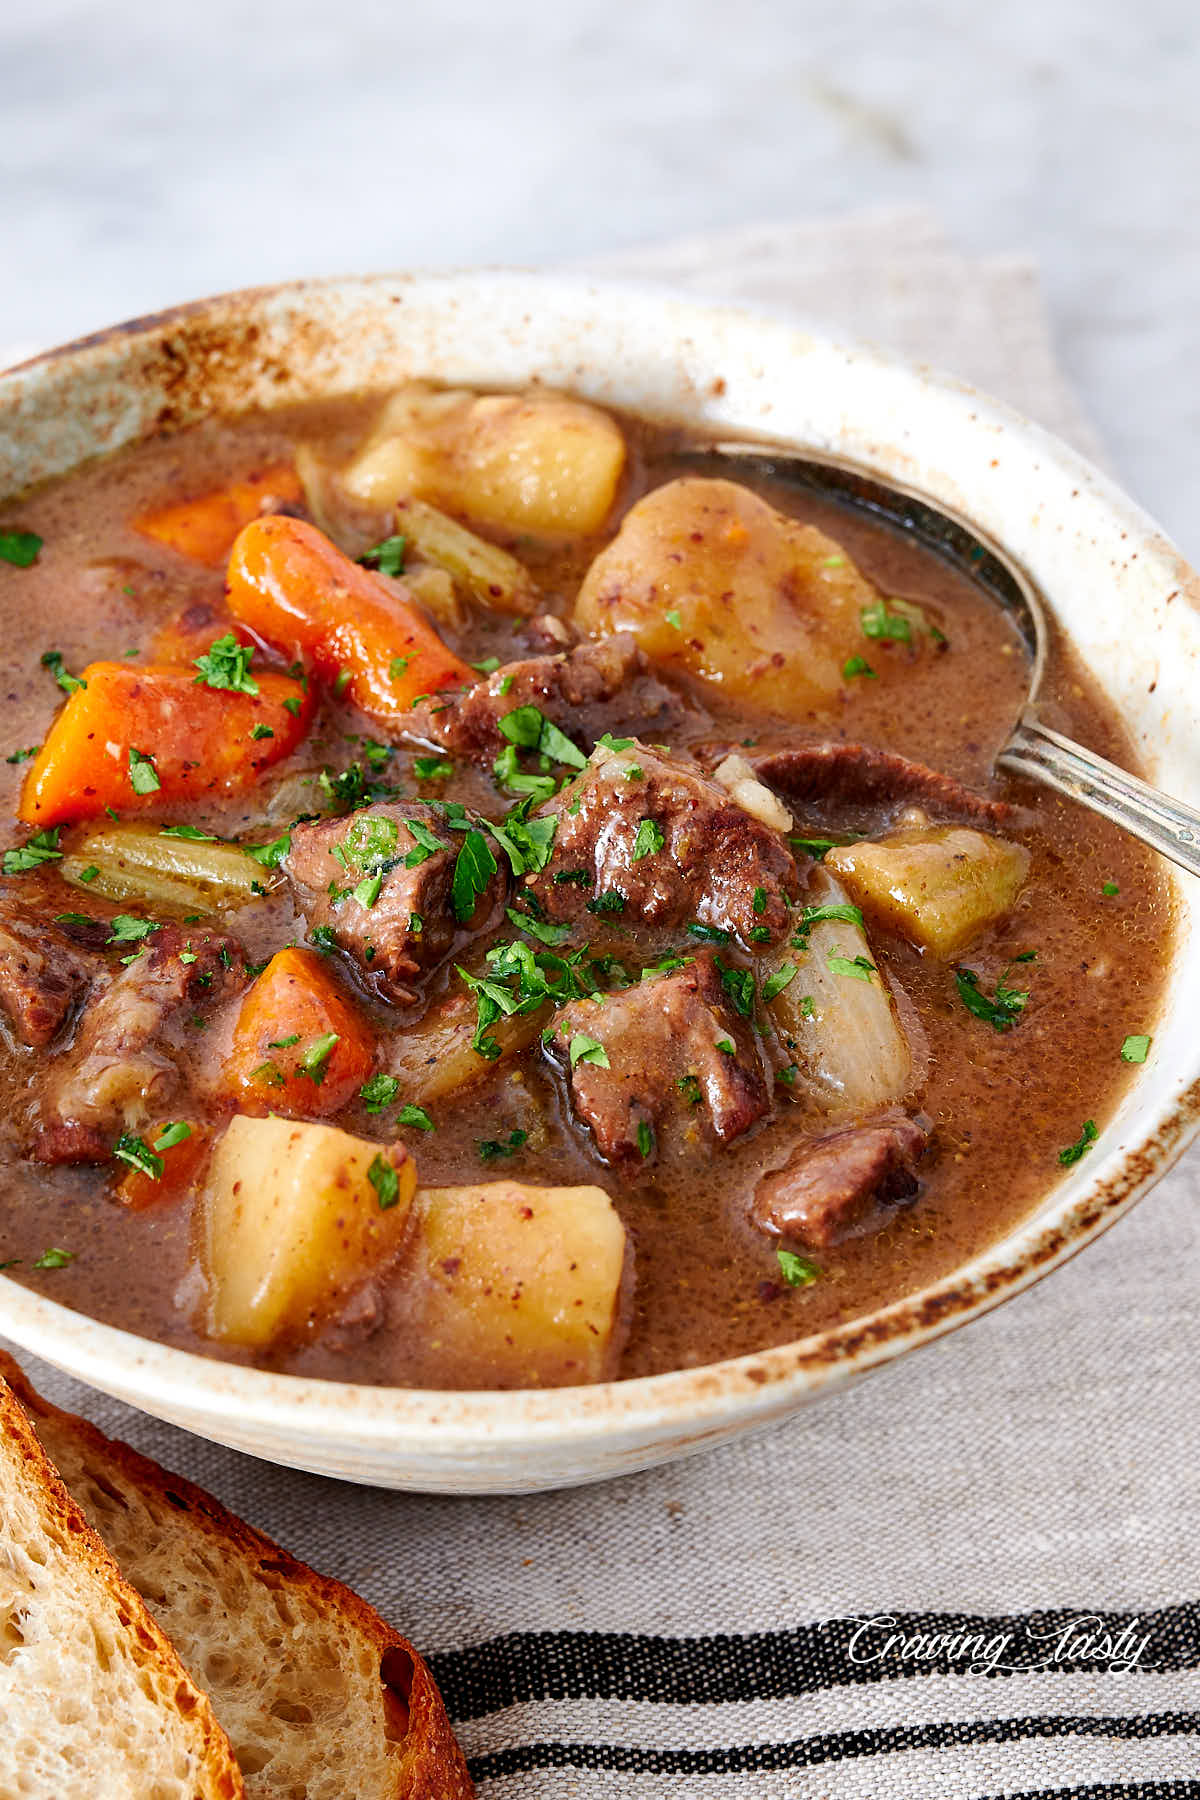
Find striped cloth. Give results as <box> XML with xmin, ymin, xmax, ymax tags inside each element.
<box><xmin>5</xmin><ymin>211</ymin><xmax>1199</xmax><ymax>1797</ymax></box>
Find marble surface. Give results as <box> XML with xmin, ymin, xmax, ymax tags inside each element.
<box><xmin>3</xmin><ymin>0</ymin><xmax>1199</xmax><ymax>554</ymax></box>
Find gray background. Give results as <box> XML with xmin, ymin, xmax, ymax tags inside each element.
<box><xmin>3</xmin><ymin>0</ymin><xmax>1198</xmax><ymax>553</ymax></box>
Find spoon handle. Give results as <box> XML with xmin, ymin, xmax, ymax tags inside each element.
<box><xmin>997</xmin><ymin>713</ymin><xmax>1200</xmax><ymax>880</ymax></box>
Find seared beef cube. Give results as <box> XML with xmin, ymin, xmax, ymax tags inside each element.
<box><xmin>406</xmin><ymin>634</ymin><xmax>681</xmax><ymax>763</ymax></box>
<box><xmin>33</xmin><ymin>925</ymin><xmax>248</xmax><ymax>1163</ymax></box>
<box><xmin>752</xmin><ymin>1114</ymin><xmax>929</xmax><ymax>1248</ymax></box>
<box><xmin>283</xmin><ymin>801</ymin><xmax>506</xmax><ymax>1006</ymax></box>
<box><xmin>752</xmin><ymin>742</ymin><xmax>1010</xmax><ymax>830</ymax></box>
<box><xmin>526</xmin><ymin>741</ymin><xmax>801</xmax><ymax>944</ymax></box>
<box><xmin>549</xmin><ymin>952</ymin><xmax>770</xmax><ymax>1164</ymax></box>
<box><xmin>0</xmin><ymin>886</ymin><xmax>103</xmax><ymax>1047</ymax></box>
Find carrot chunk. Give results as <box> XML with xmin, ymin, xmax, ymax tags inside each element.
<box><xmin>115</xmin><ymin>1123</ymin><xmax>211</xmax><ymax>1211</ymax></box>
<box><xmin>19</xmin><ymin>661</ymin><xmax>314</xmax><ymax>828</ymax></box>
<box><xmin>149</xmin><ymin>603</ymin><xmax>254</xmax><ymax>666</ymax></box>
<box><xmin>226</xmin><ymin>947</ymin><xmax>375</xmax><ymax>1118</ymax></box>
<box><xmin>225</xmin><ymin>515</ymin><xmax>474</xmax><ymax>727</ymax></box>
<box><xmin>133</xmin><ymin>464</ymin><xmax>303</xmax><ymax>568</ymax></box>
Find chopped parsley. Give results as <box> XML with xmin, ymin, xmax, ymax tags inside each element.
<box><xmin>107</xmin><ymin>914</ymin><xmax>160</xmax><ymax>944</ymax></box>
<box><xmin>687</xmin><ymin>921</ymin><xmax>730</xmax><ymax>943</ymax></box>
<box><xmin>3</xmin><ymin>827</ymin><xmax>63</xmax><ymax>874</ymax></box>
<box><xmin>251</xmin><ymin>722</ymin><xmax>275</xmax><ymax>741</ymax></box>
<box><xmin>777</xmin><ymin>1248</ymin><xmax>820</xmax><ymax>1287</ymax></box>
<box><xmin>478</xmin><ymin>1129</ymin><xmax>528</xmax><ymax>1162</ymax></box>
<box><xmin>359</xmin><ymin>534</ymin><xmax>407</xmax><ymax>577</ymax></box>
<box><xmin>569</xmin><ymin>1032</ymin><xmax>610</xmax><ymax>1069</ymax></box>
<box><xmin>76</xmin><ymin>864</ymin><xmax>99</xmax><ymax>882</ymax></box>
<box><xmin>403</xmin><ymin>819</ymin><xmax>449</xmax><ymax>866</ymax></box>
<box><xmin>506</xmin><ymin>906</ymin><xmax>571</xmax><ymax>947</ymax></box>
<box><xmin>368</xmin><ymin>1152</ymin><xmax>401</xmax><ymax>1209</ymax></box>
<box><xmin>0</xmin><ymin>529</ymin><xmax>42</xmax><ymax>567</ymax></box>
<box><xmin>32</xmin><ymin>1246</ymin><xmax>74</xmax><ymax>1270</ymax></box>
<box><xmin>752</xmin><ymin>886</ymin><xmax>768</xmax><ymax>915</ymax></box>
<box><xmin>762</xmin><ymin>963</ymin><xmax>798</xmax><ymax>1002</ymax></box>
<box><xmin>452</xmin><ymin>829</ymin><xmax>498</xmax><ymax>922</ymax></box>
<box><xmin>5</xmin><ymin>746</ymin><xmax>38</xmax><ymax>764</ymax></box>
<box><xmin>676</xmin><ymin>1073</ymin><xmax>703</xmax><ymax>1105</ymax></box>
<box><xmin>493</xmin><ymin>742</ymin><xmax>557</xmax><ymax>805</ymax></box>
<box><xmin>310</xmin><ymin>924</ymin><xmax>337</xmax><ymax>953</ymax></box>
<box><xmin>251</xmin><ymin>1060</ymin><xmax>286</xmax><ymax>1087</ymax></box>
<box><xmin>299</xmin><ymin>1032</ymin><xmax>340</xmax><ymax>1083</ymax></box>
<box><xmin>586</xmin><ymin>889</ymin><xmax>625</xmax><ymax>915</ymax></box>
<box><xmin>860</xmin><ymin>598</ymin><xmax>912</xmax><ymax>643</ymax></box>
<box><xmin>827</xmin><ymin>952</ymin><xmax>876</xmax><ymax>982</ymax></box>
<box><xmin>360</xmin><ymin>1073</ymin><xmax>400</xmax><ymax>1113</ymax></box>
<box><xmin>113</xmin><ymin>1133</ymin><xmax>163</xmax><ymax>1181</ymax></box>
<box><xmin>715</xmin><ymin>958</ymin><xmax>756</xmax><ymax>1016</ymax></box>
<box><xmin>244</xmin><ymin>830</ymin><xmax>291</xmax><ymax>868</ymax></box>
<box><xmin>161</xmin><ymin>824</ymin><xmax>216</xmax><ymax>841</ymax></box>
<box><xmin>1102</xmin><ymin>881</ymin><xmax>1120</xmax><ymax>897</ymax></box>
<box><xmin>636</xmin><ymin>1119</ymin><xmax>655</xmax><ymax>1159</ymax></box>
<box><xmin>632</xmin><ymin>818</ymin><xmax>665</xmax><ymax>861</ymax></box>
<box><xmin>1121</xmin><ymin>1034</ymin><xmax>1151</xmax><ymax>1064</ymax></box>
<box><xmin>414</xmin><ymin>755</ymin><xmax>453</xmax><ymax>780</ymax></box>
<box><xmin>792</xmin><ymin>902</ymin><xmax>864</xmax><ymax>946</ymax></box>
<box><xmin>388</xmin><ymin>654</ymin><xmax>412</xmax><ymax>681</ymax></box>
<box><xmin>954</xmin><ymin>961</ymin><xmax>1031</xmax><ymax>1031</ymax></box>
<box><xmin>398</xmin><ymin>1103</ymin><xmax>434</xmax><ymax>1131</ymax></box>
<box><xmin>153</xmin><ymin>1122</ymin><xmax>192</xmax><ymax>1151</ymax></box>
<box><xmin>282</xmin><ymin>695</ymin><xmax>304</xmax><ymax>717</ymax></box>
<box><xmin>1058</xmin><ymin>1119</ymin><xmax>1098</xmax><ymax>1166</ymax></box>
<box><xmin>595</xmin><ymin>734</ymin><xmax>635</xmax><ymax>753</ymax></box>
<box><xmin>716</xmin><ymin>1038</ymin><xmax>735</xmax><ymax>1055</ymax></box>
<box><xmin>842</xmin><ymin>655</ymin><xmax>877</xmax><ymax>681</ymax></box>
<box><xmin>40</xmin><ymin>649</ymin><xmax>86</xmax><ymax>694</ymax></box>
<box><xmin>471</xmin><ymin>656</ymin><xmax>501</xmax><ymax>675</ymax></box>
<box><xmin>193</xmin><ymin>632</ymin><xmax>259</xmax><ymax>695</ymax></box>
<box><xmin>789</xmin><ymin>835</ymin><xmax>840</xmax><ymax>861</ymax></box>
<box><xmin>665</xmin><ymin>608</ymin><xmax>683</xmax><ymax>629</ymax></box>
<box><xmin>498</xmin><ymin>704</ymin><xmax>587</xmax><ymax>770</ymax></box>
<box><xmin>128</xmin><ymin>746</ymin><xmax>161</xmax><ymax>795</ymax></box>
<box><xmin>487</xmin><ymin>805</ymin><xmax>558</xmax><ymax>877</ymax></box>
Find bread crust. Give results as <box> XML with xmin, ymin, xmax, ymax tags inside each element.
<box><xmin>0</xmin><ymin>1363</ymin><xmax>243</xmax><ymax>1799</ymax></box>
<box><xmin>0</xmin><ymin>1351</ymin><xmax>474</xmax><ymax>1800</ymax></box>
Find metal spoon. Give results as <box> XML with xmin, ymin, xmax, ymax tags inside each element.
<box><xmin>689</xmin><ymin>444</ymin><xmax>1200</xmax><ymax>881</ymax></box>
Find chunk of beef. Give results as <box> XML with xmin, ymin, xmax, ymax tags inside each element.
<box><xmin>283</xmin><ymin>801</ymin><xmax>506</xmax><ymax>1006</ymax></box>
<box><xmin>405</xmin><ymin>633</ymin><xmax>682</xmax><ymax>763</ymax></box>
<box><xmin>752</xmin><ymin>1114</ymin><xmax>930</xmax><ymax>1248</ymax></box>
<box><xmin>752</xmin><ymin>743</ymin><xmax>1010</xmax><ymax>830</ymax></box>
<box><xmin>549</xmin><ymin>952</ymin><xmax>770</xmax><ymax>1164</ymax></box>
<box><xmin>525</xmin><ymin>741</ymin><xmax>802</xmax><ymax>944</ymax></box>
<box><xmin>0</xmin><ymin>886</ymin><xmax>104</xmax><ymax>1047</ymax></box>
<box><xmin>33</xmin><ymin>926</ymin><xmax>248</xmax><ymax>1163</ymax></box>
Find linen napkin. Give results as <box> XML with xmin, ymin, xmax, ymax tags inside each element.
<box><xmin>4</xmin><ymin>209</ymin><xmax>1198</xmax><ymax>1798</ymax></box>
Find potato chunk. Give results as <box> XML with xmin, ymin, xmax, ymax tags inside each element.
<box><xmin>767</xmin><ymin>872</ymin><xmax>914</xmax><ymax>1115</ymax></box>
<box><xmin>575</xmin><ymin>477</ymin><xmax>879</xmax><ymax>716</ymax></box>
<box><xmin>402</xmin><ymin>1180</ymin><xmax>628</xmax><ymax>1387</ymax></box>
<box><xmin>827</xmin><ymin>825</ymin><xmax>1030</xmax><ymax>956</ymax></box>
<box><xmin>200</xmin><ymin>1116</ymin><xmax>415</xmax><ymax>1348</ymax></box>
<box><xmin>341</xmin><ymin>385</ymin><xmax>626</xmax><ymax>537</ymax></box>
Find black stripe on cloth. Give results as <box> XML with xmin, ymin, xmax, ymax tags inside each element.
<box><xmin>977</xmin><ymin>1786</ymin><xmax>1200</xmax><ymax>1800</ymax></box>
<box><xmin>464</xmin><ymin>1711</ymin><xmax>1200</xmax><ymax>1782</ymax></box>
<box><xmin>429</xmin><ymin>1601</ymin><xmax>1200</xmax><ymax>1722</ymax></box>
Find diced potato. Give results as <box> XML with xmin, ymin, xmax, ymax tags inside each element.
<box><xmin>575</xmin><ymin>477</ymin><xmax>881</xmax><ymax>716</ymax></box>
<box><xmin>341</xmin><ymin>385</ymin><xmax>626</xmax><ymax>536</ymax></box>
<box><xmin>767</xmin><ymin>871</ymin><xmax>913</xmax><ymax>1114</ymax></box>
<box><xmin>393</xmin><ymin>496</ymin><xmax>538</xmax><ymax>616</ymax></box>
<box><xmin>403</xmin><ymin>1180</ymin><xmax>628</xmax><ymax>1386</ymax></box>
<box><xmin>60</xmin><ymin>823</ymin><xmax>278</xmax><ymax>915</ymax></box>
<box><xmin>201</xmin><ymin>1115</ymin><xmax>415</xmax><ymax>1348</ymax></box>
<box><xmin>827</xmin><ymin>825</ymin><xmax>1030</xmax><ymax>957</ymax></box>
<box><xmin>385</xmin><ymin>986</ymin><xmax>550</xmax><ymax>1104</ymax></box>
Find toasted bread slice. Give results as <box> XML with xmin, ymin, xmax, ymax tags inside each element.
<box><xmin>0</xmin><ymin>1353</ymin><xmax>473</xmax><ymax>1800</ymax></box>
<box><xmin>0</xmin><ymin>1365</ymin><xmax>243</xmax><ymax>1800</ymax></box>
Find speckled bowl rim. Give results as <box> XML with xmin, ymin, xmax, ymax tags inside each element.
<box><xmin>0</xmin><ymin>270</ymin><xmax>1197</xmax><ymax>1485</ymax></box>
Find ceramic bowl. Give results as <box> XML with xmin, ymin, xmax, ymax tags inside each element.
<box><xmin>1</xmin><ymin>273</ymin><xmax>1197</xmax><ymax>1492</ymax></box>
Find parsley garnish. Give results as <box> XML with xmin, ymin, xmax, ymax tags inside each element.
<box><xmin>3</xmin><ymin>827</ymin><xmax>62</xmax><ymax>874</ymax></box>
<box><xmin>1102</xmin><ymin>881</ymin><xmax>1119</xmax><ymax>897</ymax></box>
<box><xmin>193</xmin><ymin>632</ymin><xmax>259</xmax><ymax>696</ymax></box>
<box><xmin>0</xmin><ymin>529</ymin><xmax>42</xmax><ymax>567</ymax></box>
<box><xmin>842</xmin><ymin>654</ymin><xmax>877</xmax><ymax>680</ymax></box>
<box><xmin>107</xmin><ymin>915</ymin><xmax>161</xmax><ymax>944</ymax></box>
<box><xmin>403</xmin><ymin>819</ymin><xmax>449</xmax><ymax>866</ymax></box>
<box><xmin>113</xmin><ymin>1133</ymin><xmax>163</xmax><ymax>1180</ymax></box>
<box><xmin>161</xmin><ymin>824</ymin><xmax>216</xmax><ymax>841</ymax></box>
<box><xmin>310</xmin><ymin>924</ymin><xmax>337</xmax><ymax>953</ymax></box>
<box><xmin>398</xmin><ymin>1103</ymin><xmax>434</xmax><ymax>1131</ymax></box>
<box><xmin>752</xmin><ymin>886</ymin><xmax>767</xmax><ymax>915</ymax></box>
<box><xmin>77</xmin><ymin>864</ymin><xmax>99</xmax><ymax>882</ymax></box>
<box><xmin>471</xmin><ymin>656</ymin><xmax>501</xmax><ymax>674</ymax></box>
<box><xmin>282</xmin><ymin>695</ymin><xmax>303</xmax><ymax>717</ymax></box>
<box><xmin>32</xmin><ymin>1246</ymin><xmax>74</xmax><ymax>1270</ymax></box>
<box><xmin>244</xmin><ymin>830</ymin><xmax>291</xmax><ymax>868</ymax></box>
<box><xmin>636</xmin><ymin>1119</ymin><xmax>655</xmax><ymax>1159</ymax></box>
<box><xmin>789</xmin><ymin>835</ymin><xmax>840</xmax><ymax>860</ymax></box>
<box><xmin>414</xmin><ymin>755</ymin><xmax>453</xmax><ymax>780</ymax></box>
<box><xmin>368</xmin><ymin>1152</ymin><xmax>401</xmax><ymax>1209</ymax></box>
<box><xmin>763</xmin><ymin>963</ymin><xmax>797</xmax><ymax>1002</ymax></box>
<box><xmin>359</xmin><ymin>534</ymin><xmax>407</xmax><ymax>577</ymax></box>
<box><xmin>251</xmin><ymin>723</ymin><xmax>275</xmax><ymax>741</ymax></box>
<box><xmin>251</xmin><ymin>1060</ymin><xmax>286</xmax><ymax>1087</ymax></box>
<box><xmin>5</xmin><ymin>746</ymin><xmax>38</xmax><ymax>764</ymax></box>
<box><xmin>860</xmin><ymin>598</ymin><xmax>912</xmax><ymax>642</ymax></box>
<box><xmin>632</xmin><ymin>818</ymin><xmax>665</xmax><ymax>861</ymax></box>
<box><xmin>153</xmin><ymin>1122</ymin><xmax>192</xmax><ymax>1151</ymax></box>
<box><xmin>452</xmin><ymin>829</ymin><xmax>498</xmax><ymax>922</ymax></box>
<box><xmin>478</xmin><ymin>1130</ymin><xmax>528</xmax><ymax>1162</ymax></box>
<box><xmin>715</xmin><ymin>958</ymin><xmax>756</xmax><ymax>1017</ymax></box>
<box><xmin>360</xmin><ymin>1073</ymin><xmax>400</xmax><ymax>1113</ymax></box>
<box><xmin>677</xmin><ymin>1074</ymin><xmax>703</xmax><ymax>1105</ymax></box>
<box><xmin>498</xmin><ymin>704</ymin><xmax>587</xmax><ymax>769</ymax></box>
<box><xmin>687</xmin><ymin>921</ymin><xmax>730</xmax><ymax>943</ymax></box>
<box><xmin>954</xmin><ymin>962</ymin><xmax>1030</xmax><ymax>1031</ymax></box>
<box><xmin>506</xmin><ymin>907</ymin><xmax>571</xmax><ymax>947</ymax></box>
<box><xmin>827</xmin><ymin>952</ymin><xmax>876</xmax><ymax>982</ymax></box>
<box><xmin>716</xmin><ymin>1038</ymin><xmax>735</xmax><ymax>1054</ymax></box>
<box><xmin>299</xmin><ymin>1033</ymin><xmax>339</xmax><ymax>1084</ymax></box>
<box><xmin>40</xmin><ymin>649</ymin><xmax>86</xmax><ymax>694</ymax></box>
<box><xmin>595</xmin><ymin>733</ymin><xmax>635</xmax><ymax>753</ymax></box>
<box><xmin>792</xmin><ymin>902</ymin><xmax>864</xmax><ymax>945</ymax></box>
<box><xmin>128</xmin><ymin>747</ymin><xmax>161</xmax><ymax>795</ymax></box>
<box><xmin>665</xmin><ymin>608</ymin><xmax>683</xmax><ymax>629</ymax></box>
<box><xmin>388</xmin><ymin>654</ymin><xmax>412</xmax><ymax>681</ymax></box>
<box><xmin>586</xmin><ymin>889</ymin><xmax>625</xmax><ymax>915</ymax></box>
<box><xmin>777</xmin><ymin>1248</ymin><xmax>820</xmax><ymax>1287</ymax></box>
<box><xmin>1059</xmin><ymin>1119</ymin><xmax>1098</xmax><ymax>1166</ymax></box>
<box><xmin>569</xmin><ymin>1032</ymin><xmax>610</xmax><ymax>1070</ymax></box>
<box><xmin>1121</xmin><ymin>1034</ymin><xmax>1151</xmax><ymax>1064</ymax></box>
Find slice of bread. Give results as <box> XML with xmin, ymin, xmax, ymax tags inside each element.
<box><xmin>0</xmin><ymin>1363</ymin><xmax>243</xmax><ymax>1800</ymax></box>
<box><xmin>0</xmin><ymin>1353</ymin><xmax>474</xmax><ymax>1800</ymax></box>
